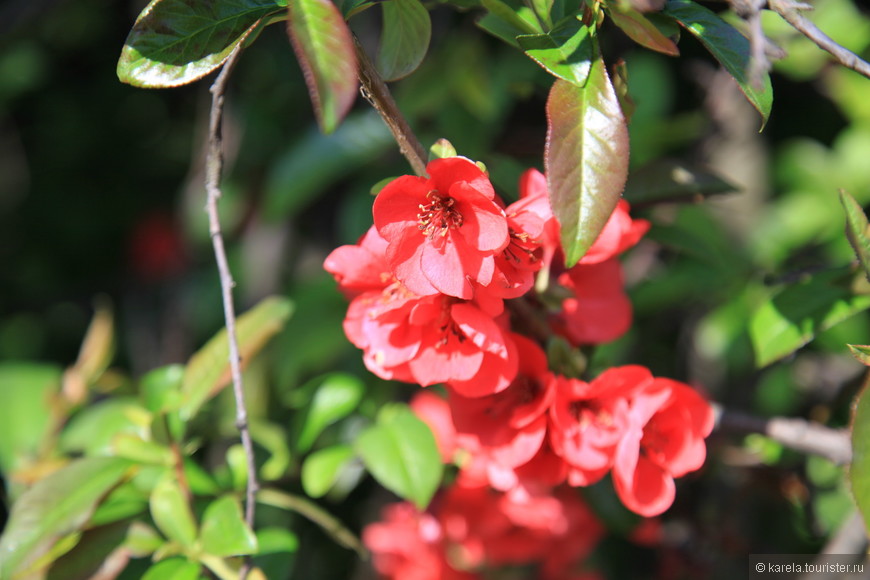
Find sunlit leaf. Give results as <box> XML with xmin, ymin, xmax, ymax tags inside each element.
<box><xmin>117</xmin><ymin>0</ymin><xmax>285</xmax><ymax>88</ymax></box>
<box><xmin>840</xmin><ymin>189</ymin><xmax>870</xmax><ymax>281</ymax></box>
<box><xmin>150</xmin><ymin>473</ymin><xmax>198</xmax><ymax>549</ymax></box>
<box><xmin>58</xmin><ymin>398</ymin><xmax>147</xmax><ymax>457</ymax></box>
<box><xmin>0</xmin><ymin>457</ymin><xmax>131</xmax><ymax>577</ymax></box>
<box><xmin>545</xmin><ymin>58</ymin><xmax>630</xmax><ymax>266</ymax></box>
<box><xmin>849</xmin><ymin>344</ymin><xmax>870</xmax><ymax>366</ymax></box>
<box><xmin>377</xmin><ymin>0</ymin><xmax>431</xmax><ymax>81</ymax></box>
<box><xmin>851</xmin><ymin>381</ymin><xmax>870</xmax><ymax>533</ymax></box>
<box><xmin>62</xmin><ymin>300</ymin><xmax>114</xmax><ymax>403</ymax></box>
<box><xmin>287</xmin><ymin>0</ymin><xmax>359</xmax><ymax>133</ymax></box>
<box><xmin>749</xmin><ymin>268</ymin><xmax>870</xmax><ymax>367</ymax></box>
<box><xmin>301</xmin><ymin>444</ymin><xmax>355</xmax><ymax>498</ymax></box>
<box><xmin>142</xmin><ymin>557</ymin><xmax>202</xmax><ymax>580</ymax></box>
<box><xmin>478</xmin><ymin>0</ymin><xmax>542</xmax><ymax>46</ymax></box>
<box><xmin>295</xmin><ymin>373</ymin><xmax>365</xmax><ymax>453</ymax></box>
<box><xmin>607</xmin><ymin>6</ymin><xmax>679</xmax><ymax>56</ymax></box>
<box><xmin>179</xmin><ymin>296</ymin><xmax>293</xmax><ymax>421</ymax></box>
<box><xmin>517</xmin><ymin>20</ymin><xmax>593</xmax><ymax>87</ymax></box>
<box><xmin>663</xmin><ymin>0</ymin><xmax>772</xmax><ymax>126</ymax></box>
<box><xmin>200</xmin><ymin>496</ymin><xmax>258</xmax><ymax>557</ymax></box>
<box><xmin>355</xmin><ymin>404</ymin><xmax>442</xmax><ymax>510</ymax></box>
<box><xmin>623</xmin><ymin>158</ymin><xmax>738</xmax><ymax>205</ymax></box>
<box><xmin>0</xmin><ymin>363</ymin><xmax>61</xmax><ymax>476</ymax></box>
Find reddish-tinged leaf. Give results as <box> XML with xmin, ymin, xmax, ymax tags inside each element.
<box><xmin>848</xmin><ymin>345</ymin><xmax>870</xmax><ymax>366</ymax></box>
<box><xmin>287</xmin><ymin>0</ymin><xmax>358</xmax><ymax>133</ymax></box>
<box><xmin>607</xmin><ymin>7</ymin><xmax>679</xmax><ymax>56</ymax></box>
<box><xmin>840</xmin><ymin>189</ymin><xmax>870</xmax><ymax>282</ymax></box>
<box><xmin>545</xmin><ymin>59</ymin><xmax>630</xmax><ymax>266</ymax></box>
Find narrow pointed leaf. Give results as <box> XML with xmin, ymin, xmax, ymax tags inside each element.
<box><xmin>848</xmin><ymin>344</ymin><xmax>870</xmax><ymax>366</ymax></box>
<box><xmin>840</xmin><ymin>189</ymin><xmax>870</xmax><ymax>281</ymax></box>
<box><xmin>355</xmin><ymin>404</ymin><xmax>442</xmax><ymax>510</ymax></box>
<box><xmin>545</xmin><ymin>60</ymin><xmax>630</xmax><ymax>267</ymax></box>
<box><xmin>517</xmin><ymin>21</ymin><xmax>593</xmax><ymax>87</ymax></box>
<box><xmin>377</xmin><ymin>0</ymin><xmax>431</xmax><ymax>81</ymax></box>
<box><xmin>301</xmin><ymin>444</ymin><xmax>355</xmax><ymax>498</ymax></box>
<box><xmin>287</xmin><ymin>0</ymin><xmax>359</xmax><ymax>133</ymax></box>
<box><xmin>749</xmin><ymin>269</ymin><xmax>870</xmax><ymax>368</ymax></box>
<box><xmin>118</xmin><ymin>0</ymin><xmax>285</xmax><ymax>88</ymax></box>
<box><xmin>200</xmin><ymin>496</ymin><xmax>258</xmax><ymax>557</ymax></box>
<box><xmin>0</xmin><ymin>457</ymin><xmax>131</xmax><ymax>577</ymax></box>
<box><xmin>150</xmin><ymin>473</ymin><xmax>198</xmax><ymax>549</ymax></box>
<box><xmin>607</xmin><ymin>7</ymin><xmax>679</xmax><ymax>56</ymax></box>
<box><xmin>663</xmin><ymin>0</ymin><xmax>772</xmax><ymax>126</ymax></box>
<box><xmin>180</xmin><ymin>296</ymin><xmax>293</xmax><ymax>420</ymax></box>
<box><xmin>850</xmin><ymin>382</ymin><xmax>870</xmax><ymax>532</ymax></box>
<box><xmin>623</xmin><ymin>159</ymin><xmax>738</xmax><ymax>205</ymax></box>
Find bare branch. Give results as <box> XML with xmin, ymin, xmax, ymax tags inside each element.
<box><xmin>205</xmin><ymin>45</ymin><xmax>259</xmax><ymax>580</ymax></box>
<box><xmin>353</xmin><ymin>36</ymin><xmax>428</xmax><ymax>177</ymax></box>
<box><xmin>713</xmin><ymin>403</ymin><xmax>852</xmax><ymax>465</ymax></box>
<box><xmin>769</xmin><ymin>0</ymin><xmax>870</xmax><ymax>80</ymax></box>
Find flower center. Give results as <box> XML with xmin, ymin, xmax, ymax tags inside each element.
<box><xmin>417</xmin><ymin>191</ymin><xmax>463</xmax><ymax>239</ymax></box>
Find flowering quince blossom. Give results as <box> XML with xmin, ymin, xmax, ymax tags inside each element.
<box><xmin>373</xmin><ymin>157</ymin><xmax>510</xmax><ymax>300</ymax></box>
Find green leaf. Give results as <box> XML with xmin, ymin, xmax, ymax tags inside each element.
<box><xmin>0</xmin><ymin>457</ymin><xmax>131</xmax><ymax>577</ymax></box>
<box><xmin>377</xmin><ymin>0</ymin><xmax>431</xmax><ymax>81</ymax></box>
<box><xmin>429</xmin><ymin>138</ymin><xmax>458</xmax><ymax>160</ymax></box>
<box><xmin>623</xmin><ymin>158</ymin><xmax>738</xmax><ymax>205</ymax></box>
<box><xmin>117</xmin><ymin>0</ymin><xmax>284</xmax><ymax>88</ymax></box>
<box><xmin>517</xmin><ymin>21</ymin><xmax>593</xmax><ymax>87</ymax></box>
<box><xmin>663</xmin><ymin>0</ymin><xmax>772</xmax><ymax>126</ymax></box>
<box><xmin>607</xmin><ymin>7</ymin><xmax>679</xmax><ymax>56</ymax></box>
<box><xmin>253</xmin><ymin>527</ymin><xmax>298</xmax><ymax>580</ymax></box>
<box><xmin>250</xmin><ymin>422</ymin><xmax>292</xmax><ymax>481</ymax></box>
<box><xmin>477</xmin><ymin>0</ymin><xmax>542</xmax><ymax>46</ymax></box>
<box><xmin>180</xmin><ymin>296</ymin><xmax>293</xmax><ymax>421</ymax></box>
<box><xmin>840</xmin><ymin>189</ymin><xmax>870</xmax><ymax>281</ymax></box>
<box><xmin>849</xmin><ymin>344</ymin><xmax>870</xmax><ymax>366</ymax></box>
<box><xmin>58</xmin><ymin>398</ymin><xmax>147</xmax><ymax>457</ymax></box>
<box><xmin>301</xmin><ymin>444</ymin><xmax>355</xmax><ymax>498</ymax></box>
<box><xmin>200</xmin><ymin>496</ymin><xmax>258</xmax><ymax>557</ymax></box>
<box><xmin>0</xmin><ymin>363</ymin><xmax>61</xmax><ymax>475</ymax></box>
<box><xmin>45</xmin><ymin>521</ymin><xmax>129</xmax><ymax>580</ymax></box>
<box><xmin>149</xmin><ymin>473</ymin><xmax>198</xmax><ymax>549</ymax></box>
<box><xmin>287</xmin><ymin>0</ymin><xmax>359</xmax><ymax>133</ymax></box>
<box><xmin>295</xmin><ymin>373</ymin><xmax>365</xmax><ymax>453</ymax></box>
<box><xmin>851</xmin><ymin>383</ymin><xmax>870</xmax><ymax>533</ymax></box>
<box><xmin>142</xmin><ymin>557</ymin><xmax>202</xmax><ymax>580</ymax></box>
<box><xmin>141</xmin><ymin>364</ymin><xmax>185</xmax><ymax>414</ymax></box>
<box><xmin>545</xmin><ymin>59</ymin><xmax>630</xmax><ymax>267</ymax></box>
<box><xmin>262</xmin><ymin>112</ymin><xmax>393</xmax><ymax>220</ymax></box>
<box><xmin>355</xmin><ymin>403</ymin><xmax>443</xmax><ymax>510</ymax></box>
<box><xmin>749</xmin><ymin>269</ymin><xmax>870</xmax><ymax>367</ymax></box>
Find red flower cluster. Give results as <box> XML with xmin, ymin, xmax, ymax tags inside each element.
<box><xmin>363</xmin><ymin>485</ymin><xmax>604</xmax><ymax>580</ymax></box>
<box><xmin>326</xmin><ymin>157</ymin><xmax>715</xmax><ymax>577</ymax></box>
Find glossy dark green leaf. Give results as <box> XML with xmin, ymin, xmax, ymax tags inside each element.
<box><xmin>850</xmin><ymin>383</ymin><xmax>870</xmax><ymax>533</ymax></box>
<box><xmin>478</xmin><ymin>0</ymin><xmax>542</xmax><ymax>46</ymax></box>
<box><xmin>338</xmin><ymin>0</ymin><xmax>376</xmax><ymax>18</ymax></box>
<box><xmin>0</xmin><ymin>457</ymin><xmax>131</xmax><ymax>577</ymax></box>
<box><xmin>545</xmin><ymin>59</ymin><xmax>630</xmax><ymax>266</ymax></box>
<box><xmin>287</xmin><ymin>0</ymin><xmax>359</xmax><ymax>133</ymax></box>
<box><xmin>749</xmin><ymin>269</ymin><xmax>870</xmax><ymax>367</ymax></box>
<box><xmin>378</xmin><ymin>0</ymin><xmax>431</xmax><ymax>81</ymax></box>
<box><xmin>117</xmin><ymin>0</ymin><xmax>284</xmax><ymax>88</ymax></box>
<box><xmin>840</xmin><ymin>190</ymin><xmax>870</xmax><ymax>281</ymax></box>
<box><xmin>296</xmin><ymin>373</ymin><xmax>365</xmax><ymax>453</ymax></box>
<box><xmin>663</xmin><ymin>0</ymin><xmax>772</xmax><ymax>126</ymax></box>
<box><xmin>355</xmin><ymin>404</ymin><xmax>442</xmax><ymax>510</ymax></box>
<box><xmin>623</xmin><ymin>158</ymin><xmax>738</xmax><ymax>206</ymax></box>
<box><xmin>607</xmin><ymin>6</ymin><xmax>679</xmax><ymax>56</ymax></box>
<box><xmin>301</xmin><ymin>444</ymin><xmax>355</xmax><ymax>498</ymax></box>
<box><xmin>149</xmin><ymin>473</ymin><xmax>198</xmax><ymax>549</ymax></box>
<box><xmin>517</xmin><ymin>21</ymin><xmax>593</xmax><ymax>87</ymax></box>
<box><xmin>180</xmin><ymin>296</ymin><xmax>293</xmax><ymax>421</ymax></box>
<box><xmin>200</xmin><ymin>496</ymin><xmax>258</xmax><ymax>557</ymax></box>
<box><xmin>0</xmin><ymin>363</ymin><xmax>61</xmax><ymax>475</ymax></box>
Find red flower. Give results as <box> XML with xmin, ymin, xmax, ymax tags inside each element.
<box><xmin>553</xmin><ymin>258</ymin><xmax>633</xmax><ymax>346</ymax></box>
<box><xmin>613</xmin><ymin>378</ymin><xmax>714</xmax><ymax>517</ymax></box>
<box><xmin>579</xmin><ymin>200</ymin><xmax>649</xmax><ymax>265</ymax></box>
<box><xmin>373</xmin><ymin>157</ymin><xmax>510</xmax><ymax>299</ymax></box>
<box><xmin>324</xmin><ymin>226</ymin><xmax>392</xmax><ymax>299</ymax></box>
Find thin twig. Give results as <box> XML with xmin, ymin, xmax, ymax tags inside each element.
<box><xmin>713</xmin><ymin>403</ymin><xmax>852</xmax><ymax>465</ymax></box>
<box><xmin>769</xmin><ymin>0</ymin><xmax>870</xmax><ymax>80</ymax></box>
<box><xmin>353</xmin><ymin>36</ymin><xmax>428</xmax><ymax>177</ymax></box>
<box><xmin>206</xmin><ymin>45</ymin><xmax>259</xmax><ymax>580</ymax></box>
